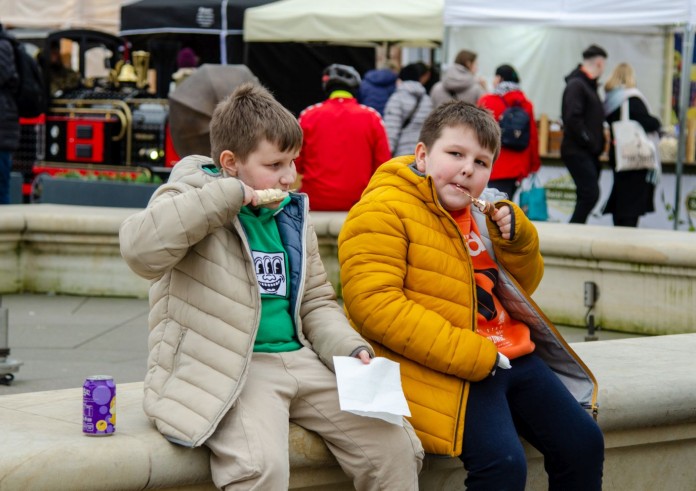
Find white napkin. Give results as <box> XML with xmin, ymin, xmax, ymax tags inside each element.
<box><xmin>333</xmin><ymin>356</ymin><xmax>411</xmax><ymax>426</ymax></box>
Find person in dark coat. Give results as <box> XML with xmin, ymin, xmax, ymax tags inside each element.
<box><xmin>0</xmin><ymin>22</ymin><xmax>20</xmax><ymax>205</ymax></box>
<box><xmin>561</xmin><ymin>44</ymin><xmax>608</xmax><ymax>223</ymax></box>
<box><xmin>603</xmin><ymin>62</ymin><xmax>661</xmax><ymax>227</ymax></box>
<box><xmin>358</xmin><ymin>61</ymin><xmax>399</xmax><ymax>116</ymax></box>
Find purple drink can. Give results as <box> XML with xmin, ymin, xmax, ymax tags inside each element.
<box><xmin>83</xmin><ymin>375</ymin><xmax>116</xmax><ymax>436</ymax></box>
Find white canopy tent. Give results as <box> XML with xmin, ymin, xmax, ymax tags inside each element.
<box><xmin>443</xmin><ymin>0</ymin><xmax>695</xmax><ymax>229</ymax></box>
<box><xmin>0</xmin><ymin>0</ymin><xmax>136</xmax><ymax>34</ymax></box>
<box><xmin>444</xmin><ymin>0</ymin><xmax>696</xmax><ymax>27</ymax></box>
<box><xmin>243</xmin><ymin>0</ymin><xmax>443</xmax><ymax>44</ymax></box>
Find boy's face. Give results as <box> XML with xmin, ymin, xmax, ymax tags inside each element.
<box><xmin>414</xmin><ymin>125</ymin><xmax>494</xmax><ymax>212</ymax></box>
<box><xmin>220</xmin><ymin>139</ymin><xmax>298</xmax><ymax>209</ymax></box>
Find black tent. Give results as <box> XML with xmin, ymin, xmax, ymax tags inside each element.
<box><xmin>120</xmin><ymin>0</ymin><xmax>275</xmax><ymax>62</ymax></box>
<box><xmin>245</xmin><ymin>43</ymin><xmax>374</xmax><ymax>115</ymax></box>
<box><xmin>120</xmin><ymin>0</ymin><xmax>277</xmax><ymax>95</ymax></box>
<box><xmin>119</xmin><ymin>0</ymin><xmax>374</xmax><ymax>113</ymax></box>
<box><xmin>121</xmin><ymin>0</ymin><xmax>265</xmax><ymax>32</ymax></box>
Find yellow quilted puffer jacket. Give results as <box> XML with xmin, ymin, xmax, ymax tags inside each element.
<box><xmin>338</xmin><ymin>156</ymin><xmax>545</xmax><ymax>456</ymax></box>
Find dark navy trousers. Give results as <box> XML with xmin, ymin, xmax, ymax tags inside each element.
<box><xmin>563</xmin><ymin>150</ymin><xmax>602</xmax><ymax>223</ymax></box>
<box><xmin>0</xmin><ymin>151</ymin><xmax>11</xmax><ymax>205</ymax></box>
<box><xmin>460</xmin><ymin>353</ymin><xmax>604</xmax><ymax>491</ymax></box>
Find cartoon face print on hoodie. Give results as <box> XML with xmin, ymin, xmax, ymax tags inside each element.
<box><xmin>252</xmin><ymin>250</ymin><xmax>287</xmax><ymax>297</ymax></box>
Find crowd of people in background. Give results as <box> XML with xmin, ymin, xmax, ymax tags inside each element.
<box><xmin>559</xmin><ymin>45</ymin><xmax>662</xmax><ymax>227</ymax></box>
<box><xmin>295</xmin><ymin>52</ymin><xmax>537</xmax><ymax>212</ymax></box>
<box><xmin>291</xmin><ymin>45</ymin><xmax>662</xmax><ymax>228</ymax></box>
<box><xmin>0</xmin><ymin>29</ymin><xmax>664</xmax><ymax>225</ymax></box>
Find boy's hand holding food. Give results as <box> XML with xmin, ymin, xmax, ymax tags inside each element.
<box><xmin>241</xmin><ymin>184</ymin><xmax>289</xmax><ymax>207</ymax></box>
<box><xmin>491</xmin><ymin>205</ymin><xmax>512</xmax><ymax>240</ymax></box>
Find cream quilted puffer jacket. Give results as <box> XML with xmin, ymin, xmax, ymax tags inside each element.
<box><xmin>119</xmin><ymin>155</ymin><xmax>373</xmax><ymax>447</ymax></box>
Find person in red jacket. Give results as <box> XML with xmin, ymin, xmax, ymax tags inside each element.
<box><xmin>295</xmin><ymin>64</ymin><xmax>391</xmax><ymax>211</ymax></box>
<box><xmin>478</xmin><ymin>64</ymin><xmax>540</xmax><ymax>199</ymax></box>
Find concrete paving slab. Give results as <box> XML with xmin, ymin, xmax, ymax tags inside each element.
<box><xmin>7</xmin><ymin>294</ymin><xmax>150</xmax><ymax>350</ymax></box>
<box><xmin>1</xmin><ymin>294</ymin><xmax>149</xmax><ymax>395</ymax></box>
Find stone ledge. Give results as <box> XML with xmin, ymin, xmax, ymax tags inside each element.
<box><xmin>0</xmin><ymin>382</ymin><xmax>461</xmax><ymax>491</ymax></box>
<box><xmin>2</xmin><ymin>334</ymin><xmax>696</xmax><ymax>490</ymax></box>
<box><xmin>571</xmin><ymin>334</ymin><xmax>696</xmax><ymax>431</ymax></box>
<box><xmin>2</xmin><ymin>205</ymin><xmax>696</xmax><ymax>333</ymax></box>
<box><xmin>0</xmin><ymin>204</ymin><xmax>129</xmax><ymax>234</ymax></box>
<box><xmin>534</xmin><ymin>221</ymin><xmax>696</xmax><ymax>268</ymax></box>
<box><xmin>312</xmin><ymin>213</ymin><xmax>696</xmax><ymax>268</ymax></box>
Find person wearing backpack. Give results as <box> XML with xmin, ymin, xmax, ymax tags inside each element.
<box><xmin>0</xmin><ymin>22</ymin><xmax>20</xmax><ymax>205</ymax></box>
<box><xmin>477</xmin><ymin>65</ymin><xmax>540</xmax><ymax>199</ymax></box>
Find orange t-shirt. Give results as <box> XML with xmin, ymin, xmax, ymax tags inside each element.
<box><xmin>451</xmin><ymin>208</ymin><xmax>535</xmax><ymax>360</ymax></box>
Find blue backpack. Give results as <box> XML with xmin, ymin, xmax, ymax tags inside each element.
<box><xmin>498</xmin><ymin>97</ymin><xmax>530</xmax><ymax>151</ymax></box>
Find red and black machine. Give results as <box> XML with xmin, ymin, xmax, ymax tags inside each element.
<box><xmin>13</xmin><ymin>29</ymin><xmax>178</xmax><ymax>200</ymax></box>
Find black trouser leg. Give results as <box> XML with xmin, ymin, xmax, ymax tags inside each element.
<box><xmin>613</xmin><ymin>215</ymin><xmax>639</xmax><ymax>227</ymax></box>
<box><xmin>563</xmin><ymin>151</ymin><xmax>601</xmax><ymax>224</ymax></box>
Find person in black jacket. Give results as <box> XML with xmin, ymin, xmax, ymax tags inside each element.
<box><xmin>561</xmin><ymin>44</ymin><xmax>608</xmax><ymax>223</ymax></box>
<box><xmin>603</xmin><ymin>62</ymin><xmax>661</xmax><ymax>227</ymax></box>
<box><xmin>0</xmin><ymin>22</ymin><xmax>20</xmax><ymax>205</ymax></box>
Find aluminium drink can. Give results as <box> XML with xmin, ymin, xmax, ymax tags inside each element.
<box><xmin>82</xmin><ymin>375</ymin><xmax>116</xmax><ymax>436</ymax></box>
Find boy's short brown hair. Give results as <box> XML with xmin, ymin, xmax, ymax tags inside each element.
<box><xmin>209</xmin><ymin>83</ymin><xmax>303</xmax><ymax>166</ymax></box>
<box><xmin>419</xmin><ymin>101</ymin><xmax>501</xmax><ymax>161</ymax></box>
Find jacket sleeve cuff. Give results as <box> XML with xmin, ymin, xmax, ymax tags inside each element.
<box><xmin>350</xmin><ymin>346</ymin><xmax>373</xmax><ymax>358</ymax></box>
<box><xmin>490</xmin><ymin>353</ymin><xmax>500</xmax><ymax>376</ymax></box>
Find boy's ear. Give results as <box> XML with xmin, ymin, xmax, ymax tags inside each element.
<box><xmin>219</xmin><ymin>150</ymin><xmax>238</xmax><ymax>176</ymax></box>
<box><xmin>414</xmin><ymin>142</ymin><xmax>427</xmax><ymax>172</ymax></box>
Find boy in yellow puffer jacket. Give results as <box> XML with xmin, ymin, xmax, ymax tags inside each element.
<box><xmin>338</xmin><ymin>101</ymin><xmax>604</xmax><ymax>491</ymax></box>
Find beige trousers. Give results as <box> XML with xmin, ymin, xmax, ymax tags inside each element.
<box><xmin>205</xmin><ymin>347</ymin><xmax>424</xmax><ymax>490</ymax></box>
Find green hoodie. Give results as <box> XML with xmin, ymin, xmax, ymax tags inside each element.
<box><xmin>238</xmin><ymin>197</ymin><xmax>301</xmax><ymax>352</ymax></box>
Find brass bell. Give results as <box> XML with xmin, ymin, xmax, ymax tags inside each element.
<box><xmin>117</xmin><ymin>63</ymin><xmax>138</xmax><ymax>84</ymax></box>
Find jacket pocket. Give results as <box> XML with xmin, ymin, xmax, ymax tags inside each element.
<box><xmin>160</xmin><ymin>327</ymin><xmax>188</xmax><ymax>394</ymax></box>
<box><xmin>170</xmin><ymin>327</ymin><xmax>188</xmax><ymax>374</ymax></box>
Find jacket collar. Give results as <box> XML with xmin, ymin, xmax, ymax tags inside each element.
<box><xmin>329</xmin><ymin>90</ymin><xmax>354</xmax><ymax>99</ymax></box>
